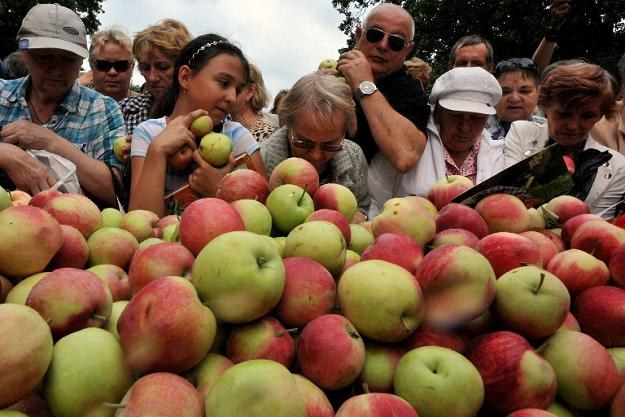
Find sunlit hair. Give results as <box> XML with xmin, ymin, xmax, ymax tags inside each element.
<box><xmin>132</xmin><ymin>18</ymin><xmax>192</xmax><ymax>62</ymax></box>
<box><xmin>280</xmin><ymin>72</ymin><xmax>357</xmax><ymax>136</ymax></box>
<box><xmin>152</xmin><ymin>33</ymin><xmax>249</xmax><ymax>118</ymax></box>
<box><xmin>247</xmin><ymin>63</ymin><xmax>271</xmax><ymax>112</ymax></box>
<box><xmin>448</xmin><ymin>34</ymin><xmax>494</xmax><ymax>69</ymax></box>
<box><xmin>271</xmin><ymin>89</ymin><xmax>289</xmax><ymax>114</ymax></box>
<box><xmin>539</xmin><ymin>62</ymin><xmax>618</xmax><ymax>119</ymax></box>
<box><xmin>89</xmin><ymin>25</ymin><xmax>133</xmax><ymax>65</ymax></box>
<box><xmin>404</xmin><ymin>57</ymin><xmax>431</xmax><ymax>89</ymax></box>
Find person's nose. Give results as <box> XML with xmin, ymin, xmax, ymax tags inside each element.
<box><xmin>458</xmin><ymin>116</ymin><xmax>472</xmax><ymax>132</ymax></box>
<box><xmin>147</xmin><ymin>69</ymin><xmax>160</xmax><ymax>83</ymax></box>
<box><xmin>309</xmin><ymin>146</ymin><xmax>323</xmax><ymax>161</ymax></box>
<box><xmin>224</xmin><ymin>87</ymin><xmax>237</xmax><ymax>103</ymax></box>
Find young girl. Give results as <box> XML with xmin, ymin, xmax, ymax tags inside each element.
<box><xmin>129</xmin><ymin>34</ymin><xmax>266</xmax><ymax>216</ymax></box>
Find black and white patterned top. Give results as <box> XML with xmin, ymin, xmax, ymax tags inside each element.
<box><xmin>119</xmin><ymin>92</ymin><xmax>154</xmax><ymax>135</ymax></box>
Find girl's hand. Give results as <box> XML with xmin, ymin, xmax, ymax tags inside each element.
<box><xmin>188</xmin><ymin>150</ymin><xmax>236</xmax><ymax>197</ymax></box>
<box><xmin>149</xmin><ymin>109</ymin><xmax>207</xmax><ymax>157</ymax></box>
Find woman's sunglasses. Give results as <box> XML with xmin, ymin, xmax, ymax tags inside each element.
<box><xmin>93</xmin><ymin>59</ymin><xmax>131</xmax><ymax>73</ymax></box>
<box><xmin>365</xmin><ymin>27</ymin><xmax>407</xmax><ymax>52</ymax></box>
<box><xmin>494</xmin><ymin>58</ymin><xmax>539</xmax><ymax>79</ymax></box>
<box><xmin>290</xmin><ymin>131</ymin><xmax>344</xmax><ymax>152</ymax></box>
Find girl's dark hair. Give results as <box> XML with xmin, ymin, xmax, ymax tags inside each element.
<box><xmin>151</xmin><ymin>33</ymin><xmax>250</xmax><ymax>118</ymax></box>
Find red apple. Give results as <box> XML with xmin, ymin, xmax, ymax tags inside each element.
<box><xmin>0</xmin><ymin>274</ymin><xmax>13</xmax><ymax>303</ymax></box>
<box><xmin>297</xmin><ymin>314</ymin><xmax>365</xmax><ymax>390</ymax></box>
<box><xmin>268</xmin><ymin>157</ymin><xmax>320</xmax><ymax>194</ymax></box>
<box><xmin>404</xmin><ymin>323</ymin><xmax>469</xmax><ymax>353</ymax></box>
<box><xmin>313</xmin><ymin>183</ymin><xmax>358</xmax><ymax>222</ymax></box>
<box><xmin>335</xmin><ymin>393</ymin><xmax>418</xmax><ymax>417</ymax></box>
<box><xmin>563</xmin><ymin>155</ymin><xmax>576</xmax><ymax>174</ymax></box>
<box><xmin>0</xmin><ymin>205</ymin><xmax>63</xmax><ymax>278</ymax></box>
<box><xmin>120</xmin><ymin>209</ymin><xmax>161</xmax><ymax>243</ymax></box>
<box><xmin>573</xmin><ymin>285</ymin><xmax>625</xmax><ymax>347</ymax></box>
<box><xmin>476</xmin><ymin>232</ymin><xmax>543</xmax><ymax>277</ymax></box>
<box><xmin>9</xmin><ymin>189</ymin><xmax>31</xmax><ymax>206</ymax></box>
<box><xmin>570</xmin><ymin>219</ymin><xmax>625</xmax><ymax>264</ymax></box>
<box><xmin>87</xmin><ymin>264</ymin><xmax>130</xmax><ymax>302</ymax></box>
<box><xmin>507</xmin><ymin>409</ymin><xmax>558</xmax><ymax>417</ymax></box>
<box><xmin>216</xmin><ymin>169</ymin><xmax>270</xmax><ymax>203</ymax></box>
<box><xmin>26</xmin><ymin>268</ymin><xmax>112</xmax><ymax>339</ymax></box>
<box><xmin>561</xmin><ymin>213</ymin><xmax>603</xmax><ymax>245</ymax></box>
<box><xmin>611</xmin><ymin>384</ymin><xmax>625</xmax><ymax>417</ymax></box>
<box><xmin>546</xmin><ymin>248</ymin><xmax>609</xmax><ymax>296</ymax></box>
<box><xmin>435</xmin><ymin>203</ymin><xmax>489</xmax><ymax>239</ymax></box>
<box><xmin>520</xmin><ymin>230</ymin><xmax>560</xmax><ymax>265</ymax></box>
<box><xmin>226</xmin><ymin>316</ymin><xmax>295</xmax><ymax>367</ymax></box>
<box><xmin>28</xmin><ymin>189</ymin><xmax>63</xmax><ymax>209</ymax></box>
<box><xmin>179</xmin><ymin>198</ymin><xmax>245</xmax><ymax>256</ymax></box>
<box><xmin>292</xmin><ymin>374</ymin><xmax>334</xmax><ymax>417</ymax></box>
<box><xmin>360</xmin><ymin>232</ymin><xmax>423</xmax><ymax>274</ymax></box>
<box><xmin>306</xmin><ymin>208</ymin><xmax>351</xmax><ymax>245</ymax></box>
<box><xmin>431</xmin><ymin>228</ymin><xmax>480</xmax><ymax>249</ymax></box>
<box><xmin>372</xmin><ymin>197</ymin><xmax>436</xmax><ymax>248</ymax></box>
<box><xmin>466</xmin><ymin>331</ymin><xmax>557</xmax><ymax>415</ymax></box>
<box><xmin>47</xmin><ymin>224</ymin><xmax>89</xmax><ymax>269</ymax></box>
<box><xmin>475</xmin><ymin>193</ymin><xmax>532</xmax><ymax>233</ymax></box>
<box><xmin>542</xmin><ymin>195</ymin><xmax>590</xmax><ymax>225</ymax></box>
<box><xmin>558</xmin><ymin>312</ymin><xmax>581</xmax><ymax>332</ymax></box>
<box><xmin>43</xmin><ymin>193</ymin><xmax>101</xmax><ymax>238</ymax></box>
<box><xmin>609</xmin><ymin>243</ymin><xmax>625</xmax><ymax>288</ymax></box>
<box><xmin>167</xmin><ymin>145</ymin><xmax>194</xmax><ymax>171</ymax></box>
<box><xmin>128</xmin><ymin>242</ymin><xmax>195</xmax><ymax>294</ymax></box>
<box><xmin>427</xmin><ymin>174</ymin><xmax>474</xmax><ymax>210</ymax></box>
<box><xmin>273</xmin><ymin>257</ymin><xmax>336</xmax><ymax>327</ymax></box>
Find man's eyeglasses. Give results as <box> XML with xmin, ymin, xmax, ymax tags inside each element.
<box><xmin>290</xmin><ymin>131</ymin><xmax>344</xmax><ymax>152</ymax></box>
<box><xmin>94</xmin><ymin>60</ymin><xmax>131</xmax><ymax>73</ymax></box>
<box><xmin>365</xmin><ymin>27</ymin><xmax>408</xmax><ymax>52</ymax></box>
<box><xmin>494</xmin><ymin>58</ymin><xmax>539</xmax><ymax>79</ymax></box>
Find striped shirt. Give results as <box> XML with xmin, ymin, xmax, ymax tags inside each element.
<box><xmin>0</xmin><ymin>76</ymin><xmax>125</xmax><ymax>170</ymax></box>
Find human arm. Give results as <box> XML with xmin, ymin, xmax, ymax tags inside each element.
<box><xmin>338</xmin><ymin>50</ymin><xmax>427</xmax><ymax>173</ymax></box>
<box><xmin>128</xmin><ymin>110</ymin><xmax>204</xmax><ymax>217</ymax></box>
<box><xmin>532</xmin><ymin>0</ymin><xmax>572</xmax><ymax>74</ymax></box>
<box><xmin>0</xmin><ymin>142</ymin><xmax>57</xmax><ymax>194</ymax></box>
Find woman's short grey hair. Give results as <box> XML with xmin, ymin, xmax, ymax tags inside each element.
<box><xmin>279</xmin><ymin>72</ymin><xmax>357</xmax><ymax>135</ymax></box>
<box><xmin>89</xmin><ymin>25</ymin><xmax>134</xmax><ymax>65</ymax></box>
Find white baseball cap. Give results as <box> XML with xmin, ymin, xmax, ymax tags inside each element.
<box><xmin>16</xmin><ymin>3</ymin><xmax>88</xmax><ymax>59</ymax></box>
<box><xmin>429</xmin><ymin>67</ymin><xmax>502</xmax><ymax>115</ymax></box>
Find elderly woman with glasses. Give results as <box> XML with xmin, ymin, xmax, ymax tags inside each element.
<box><xmin>504</xmin><ymin>62</ymin><xmax>625</xmax><ymax>218</ymax></box>
<box><xmin>260</xmin><ymin>72</ymin><xmax>370</xmax><ymax>215</ymax></box>
<box><xmin>88</xmin><ymin>26</ymin><xmax>135</xmax><ymax>102</ymax></box>
<box><xmin>485</xmin><ymin>58</ymin><xmax>543</xmax><ymax>141</ymax></box>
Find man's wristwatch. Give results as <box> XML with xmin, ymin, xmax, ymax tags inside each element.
<box><xmin>355</xmin><ymin>81</ymin><xmax>377</xmax><ymax>102</ymax></box>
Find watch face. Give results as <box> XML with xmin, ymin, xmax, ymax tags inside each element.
<box><xmin>360</xmin><ymin>81</ymin><xmax>376</xmax><ymax>94</ymax></box>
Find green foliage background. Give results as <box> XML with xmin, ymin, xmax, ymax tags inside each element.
<box><xmin>0</xmin><ymin>0</ymin><xmax>103</xmax><ymax>59</ymax></box>
<box><xmin>332</xmin><ymin>0</ymin><xmax>625</xmax><ymax>81</ymax></box>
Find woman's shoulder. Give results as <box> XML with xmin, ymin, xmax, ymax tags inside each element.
<box><xmin>134</xmin><ymin>116</ymin><xmax>167</xmax><ymax>138</ymax></box>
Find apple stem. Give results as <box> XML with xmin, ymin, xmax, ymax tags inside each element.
<box><xmin>92</xmin><ymin>314</ymin><xmax>108</xmax><ymax>322</ymax></box>
<box><xmin>297</xmin><ymin>184</ymin><xmax>308</xmax><ymax>206</ymax></box>
<box><xmin>277</xmin><ymin>328</ymin><xmax>299</xmax><ymax>337</ymax></box>
<box><xmin>257</xmin><ymin>256</ymin><xmax>266</xmax><ymax>267</ymax></box>
<box><xmin>103</xmin><ymin>403</ymin><xmax>126</xmax><ymax>409</ymax></box>
<box><xmin>533</xmin><ymin>273</ymin><xmax>545</xmax><ymax>295</ymax></box>
<box><xmin>445</xmin><ymin>173</ymin><xmax>450</xmax><ymax>183</ymax></box>
<box><xmin>590</xmin><ymin>240</ymin><xmax>601</xmax><ymax>257</ymax></box>
<box><xmin>362</xmin><ymin>382</ymin><xmax>371</xmax><ymax>394</ymax></box>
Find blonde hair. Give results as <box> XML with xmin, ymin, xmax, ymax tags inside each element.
<box><xmin>248</xmin><ymin>63</ymin><xmax>271</xmax><ymax>112</ymax></box>
<box><xmin>132</xmin><ymin>18</ymin><xmax>192</xmax><ymax>62</ymax></box>
<box><xmin>89</xmin><ymin>25</ymin><xmax>133</xmax><ymax>64</ymax></box>
<box><xmin>280</xmin><ymin>72</ymin><xmax>357</xmax><ymax>136</ymax></box>
<box><xmin>404</xmin><ymin>57</ymin><xmax>431</xmax><ymax>89</ymax></box>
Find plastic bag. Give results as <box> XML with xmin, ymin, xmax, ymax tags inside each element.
<box><xmin>26</xmin><ymin>150</ymin><xmax>82</xmax><ymax>194</ymax></box>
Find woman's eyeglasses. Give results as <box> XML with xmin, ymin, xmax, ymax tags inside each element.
<box><xmin>365</xmin><ymin>27</ymin><xmax>407</xmax><ymax>52</ymax></box>
<box><xmin>93</xmin><ymin>60</ymin><xmax>131</xmax><ymax>73</ymax></box>
<box><xmin>290</xmin><ymin>131</ymin><xmax>344</xmax><ymax>152</ymax></box>
<box><xmin>494</xmin><ymin>58</ymin><xmax>539</xmax><ymax>79</ymax></box>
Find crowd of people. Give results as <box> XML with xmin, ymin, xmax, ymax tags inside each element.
<box><xmin>1</xmin><ymin>0</ymin><xmax>624</xmax><ymax>220</ymax></box>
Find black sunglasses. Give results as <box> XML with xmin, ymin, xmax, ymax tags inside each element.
<box><xmin>494</xmin><ymin>58</ymin><xmax>539</xmax><ymax>79</ymax></box>
<box><xmin>290</xmin><ymin>130</ymin><xmax>344</xmax><ymax>152</ymax></box>
<box><xmin>94</xmin><ymin>59</ymin><xmax>131</xmax><ymax>73</ymax></box>
<box><xmin>365</xmin><ymin>27</ymin><xmax>407</xmax><ymax>52</ymax></box>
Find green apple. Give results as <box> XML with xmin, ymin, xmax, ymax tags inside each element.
<box><xmin>0</xmin><ymin>185</ymin><xmax>11</xmax><ymax>212</ymax></box>
<box><xmin>105</xmin><ymin>300</ymin><xmax>128</xmax><ymax>340</ymax></box>
<box><xmin>609</xmin><ymin>347</ymin><xmax>625</xmax><ymax>379</ymax></box>
<box><xmin>266</xmin><ymin>184</ymin><xmax>315</xmax><ymax>234</ymax></box>
<box><xmin>4</xmin><ymin>272</ymin><xmax>47</xmax><ymax>304</ymax></box>
<box><xmin>190</xmin><ymin>114</ymin><xmax>214</xmax><ymax>137</ymax></box>
<box><xmin>0</xmin><ymin>304</ymin><xmax>53</xmax><ymax>408</ymax></box>
<box><xmin>312</xmin><ymin>183</ymin><xmax>358</xmax><ymax>222</ymax></box>
<box><xmin>112</xmin><ymin>136</ymin><xmax>128</xmax><ymax>162</ymax></box>
<box><xmin>348</xmin><ymin>223</ymin><xmax>374</xmax><ymax>254</ymax></box>
<box><xmin>283</xmin><ymin>220</ymin><xmax>346</xmax><ymax>276</ymax></box>
<box><xmin>191</xmin><ymin>230</ymin><xmax>285</xmax><ymax>323</ymax></box>
<box><xmin>199</xmin><ymin>132</ymin><xmax>233</xmax><ymax>167</ymax></box>
<box><xmin>273</xmin><ymin>236</ymin><xmax>287</xmax><ymax>258</ymax></box>
<box><xmin>44</xmin><ymin>327</ymin><xmax>133</xmax><ymax>417</ymax></box>
<box><xmin>394</xmin><ymin>346</ymin><xmax>484</xmax><ymax>417</ymax></box>
<box><xmin>186</xmin><ymin>352</ymin><xmax>233</xmax><ymax>397</ymax></box>
<box><xmin>231</xmin><ymin>199</ymin><xmax>273</xmax><ymax>236</ymax></box>
<box><xmin>87</xmin><ymin>227</ymin><xmax>139</xmax><ymax>269</ymax></box>
<box><xmin>494</xmin><ymin>266</ymin><xmax>570</xmax><ymax>339</ymax></box>
<box><xmin>547</xmin><ymin>400</ymin><xmax>575</xmax><ymax>417</ymax></box>
<box><xmin>338</xmin><ymin>260</ymin><xmax>424</xmax><ymax>342</ymax></box>
<box><xmin>292</xmin><ymin>374</ymin><xmax>334</xmax><ymax>417</ymax></box>
<box><xmin>358</xmin><ymin>343</ymin><xmax>405</xmax><ymax>393</ymax></box>
<box><xmin>120</xmin><ymin>209</ymin><xmax>160</xmax><ymax>243</ymax></box>
<box><xmin>318</xmin><ymin>58</ymin><xmax>338</xmax><ymax>70</ymax></box>
<box><xmin>137</xmin><ymin>236</ymin><xmax>165</xmax><ymax>249</ymax></box>
<box><xmin>371</xmin><ymin>197</ymin><xmax>436</xmax><ymax>248</ymax></box>
<box><xmin>205</xmin><ymin>359</ymin><xmax>307</xmax><ymax>417</ymax></box>
<box><xmin>0</xmin><ymin>411</ymin><xmax>29</xmax><ymax>417</ymax></box>
<box><xmin>100</xmin><ymin>207</ymin><xmax>123</xmax><ymax>228</ymax></box>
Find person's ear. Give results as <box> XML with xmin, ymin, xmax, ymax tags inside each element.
<box><xmin>178</xmin><ymin>65</ymin><xmax>192</xmax><ymax>90</ymax></box>
<box><xmin>355</xmin><ymin>26</ymin><xmax>363</xmax><ymax>42</ymax></box>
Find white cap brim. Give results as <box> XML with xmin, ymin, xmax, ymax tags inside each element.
<box><xmin>438</xmin><ymin>98</ymin><xmax>497</xmax><ymax>115</ymax></box>
<box><xmin>19</xmin><ymin>36</ymin><xmax>88</xmax><ymax>59</ymax></box>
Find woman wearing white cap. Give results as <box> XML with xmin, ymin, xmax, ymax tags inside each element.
<box><xmin>0</xmin><ymin>3</ymin><xmax>126</xmax><ymax>207</ymax></box>
<box><xmin>367</xmin><ymin>66</ymin><xmax>504</xmax><ymax>216</ymax></box>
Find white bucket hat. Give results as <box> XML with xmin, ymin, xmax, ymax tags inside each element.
<box><xmin>16</xmin><ymin>3</ymin><xmax>88</xmax><ymax>59</ymax></box>
<box><xmin>429</xmin><ymin>67</ymin><xmax>502</xmax><ymax>115</ymax></box>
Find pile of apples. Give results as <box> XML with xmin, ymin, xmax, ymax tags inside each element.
<box><xmin>1</xmin><ymin>157</ymin><xmax>625</xmax><ymax>417</ymax></box>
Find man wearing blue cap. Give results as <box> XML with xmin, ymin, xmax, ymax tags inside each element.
<box><xmin>0</xmin><ymin>3</ymin><xmax>125</xmax><ymax>206</ymax></box>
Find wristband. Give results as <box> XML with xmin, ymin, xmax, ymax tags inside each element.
<box><xmin>545</xmin><ymin>28</ymin><xmax>560</xmax><ymax>43</ymax></box>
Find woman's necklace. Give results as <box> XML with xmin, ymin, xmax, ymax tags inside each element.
<box><xmin>26</xmin><ymin>97</ymin><xmax>54</xmax><ymax>125</ymax></box>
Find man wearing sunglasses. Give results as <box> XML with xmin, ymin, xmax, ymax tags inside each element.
<box><xmin>337</xmin><ymin>3</ymin><xmax>429</xmax><ymax>176</ymax></box>
<box><xmin>0</xmin><ymin>4</ymin><xmax>126</xmax><ymax>207</ymax></box>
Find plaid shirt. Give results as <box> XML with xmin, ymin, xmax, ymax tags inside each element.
<box><xmin>119</xmin><ymin>92</ymin><xmax>153</xmax><ymax>135</ymax></box>
<box><xmin>0</xmin><ymin>76</ymin><xmax>125</xmax><ymax>170</ymax></box>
